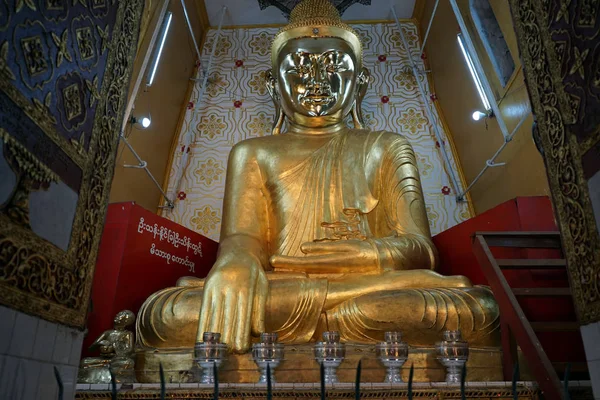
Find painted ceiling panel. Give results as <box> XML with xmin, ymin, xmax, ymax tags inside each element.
<box><xmin>204</xmin><ymin>0</ymin><xmax>416</xmax><ymax>27</ymax></box>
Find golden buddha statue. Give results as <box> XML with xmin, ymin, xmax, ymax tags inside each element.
<box><xmin>136</xmin><ymin>0</ymin><xmax>499</xmax><ymax>360</ymax></box>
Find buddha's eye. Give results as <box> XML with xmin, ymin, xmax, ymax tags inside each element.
<box><xmin>325</xmin><ymin>64</ymin><xmax>345</xmax><ymax>73</ymax></box>
<box><xmin>295</xmin><ymin>65</ymin><xmax>310</xmax><ymax>75</ymax></box>
<box><xmin>286</xmin><ymin>65</ymin><xmax>308</xmax><ymax>75</ymax></box>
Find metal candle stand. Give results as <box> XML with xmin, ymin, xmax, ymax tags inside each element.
<box><xmin>314</xmin><ymin>331</ymin><xmax>346</xmax><ymax>384</ymax></box>
<box><xmin>191</xmin><ymin>329</ymin><xmax>470</xmax><ymax>385</ymax></box>
<box><xmin>252</xmin><ymin>332</ymin><xmax>285</xmax><ymax>383</ymax></box>
<box><xmin>435</xmin><ymin>330</ymin><xmax>469</xmax><ymax>383</ymax></box>
<box><xmin>376</xmin><ymin>331</ymin><xmax>409</xmax><ymax>383</ymax></box>
<box><xmin>194</xmin><ymin>332</ymin><xmax>228</xmax><ymax>384</ymax></box>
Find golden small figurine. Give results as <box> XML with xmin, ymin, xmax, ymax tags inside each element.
<box><xmin>135</xmin><ymin>0</ymin><xmax>500</xmax><ymax>370</ymax></box>
<box><xmin>78</xmin><ymin>310</ymin><xmax>136</xmax><ymax>384</ymax></box>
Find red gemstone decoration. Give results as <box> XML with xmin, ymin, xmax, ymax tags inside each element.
<box><xmin>235</xmin><ymin>59</ymin><xmax>244</xmax><ymax>67</ymax></box>
<box><xmin>430</xmin><ymin>94</ymin><xmax>438</xmax><ymax>101</ymax></box>
<box><xmin>381</xmin><ymin>96</ymin><xmax>390</xmax><ymax>104</ymax></box>
<box><xmin>181</xmin><ymin>145</ymin><xmax>185</xmax><ymax>152</ymax></box>
<box><xmin>421</xmin><ymin>52</ymin><xmax>427</xmax><ymax>60</ymax></box>
<box><xmin>441</xmin><ymin>186</ymin><xmax>451</xmax><ymax>195</ymax></box>
<box><xmin>234</xmin><ymin>100</ymin><xmax>243</xmax><ymax>108</ymax></box>
<box><xmin>378</xmin><ymin>54</ymin><xmax>387</xmax><ymax>62</ymax></box>
<box><xmin>177</xmin><ymin>191</ymin><xmax>187</xmax><ymax>200</ymax></box>
<box><xmin>187</xmin><ymin>101</ymin><xmax>195</xmax><ymax>110</ymax></box>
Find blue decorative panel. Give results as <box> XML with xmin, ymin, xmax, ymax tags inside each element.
<box><xmin>0</xmin><ymin>0</ymin><xmax>144</xmax><ymax>327</ymax></box>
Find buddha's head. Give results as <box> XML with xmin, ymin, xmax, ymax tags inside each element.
<box><xmin>113</xmin><ymin>309</ymin><xmax>135</xmax><ymax>329</ymax></box>
<box><xmin>267</xmin><ymin>0</ymin><xmax>369</xmax><ymax>133</ymax></box>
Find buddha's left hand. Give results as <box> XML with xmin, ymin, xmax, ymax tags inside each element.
<box><xmin>270</xmin><ymin>239</ymin><xmax>380</xmax><ymax>273</ymax></box>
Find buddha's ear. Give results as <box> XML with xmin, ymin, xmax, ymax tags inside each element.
<box><xmin>265</xmin><ymin>69</ymin><xmax>277</xmax><ymax>100</ymax></box>
<box><xmin>265</xmin><ymin>69</ymin><xmax>284</xmax><ymax>135</ymax></box>
<box><xmin>351</xmin><ymin>67</ymin><xmax>371</xmax><ymax>129</ymax></box>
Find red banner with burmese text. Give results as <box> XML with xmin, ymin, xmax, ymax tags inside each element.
<box><xmin>82</xmin><ymin>202</ymin><xmax>218</xmax><ymax>357</ymax></box>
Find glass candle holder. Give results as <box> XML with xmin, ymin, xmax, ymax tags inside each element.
<box><xmin>435</xmin><ymin>330</ymin><xmax>469</xmax><ymax>383</ymax></box>
<box><xmin>194</xmin><ymin>332</ymin><xmax>227</xmax><ymax>384</ymax></box>
<box><xmin>252</xmin><ymin>332</ymin><xmax>285</xmax><ymax>383</ymax></box>
<box><xmin>376</xmin><ymin>331</ymin><xmax>409</xmax><ymax>383</ymax></box>
<box><xmin>314</xmin><ymin>331</ymin><xmax>345</xmax><ymax>384</ymax></box>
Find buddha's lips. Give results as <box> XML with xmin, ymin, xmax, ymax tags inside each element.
<box><xmin>301</xmin><ymin>93</ymin><xmax>334</xmax><ymax>106</ymax></box>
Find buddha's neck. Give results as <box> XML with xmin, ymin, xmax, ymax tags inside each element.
<box><xmin>287</xmin><ymin>120</ymin><xmax>346</xmax><ymax>136</ymax></box>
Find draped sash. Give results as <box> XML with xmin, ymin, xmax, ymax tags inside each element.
<box><xmin>268</xmin><ymin>130</ymin><xmax>379</xmax><ymax>257</ymax></box>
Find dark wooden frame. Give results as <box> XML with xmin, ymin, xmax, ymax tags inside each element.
<box><xmin>0</xmin><ymin>1</ymin><xmax>144</xmax><ymax>328</ymax></box>
<box><xmin>509</xmin><ymin>0</ymin><xmax>600</xmax><ymax>324</ymax></box>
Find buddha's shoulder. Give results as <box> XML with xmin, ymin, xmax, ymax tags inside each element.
<box><xmin>228</xmin><ymin>130</ymin><xmax>411</xmax><ymax>157</ymax></box>
<box><xmin>228</xmin><ymin>135</ymin><xmax>286</xmax><ymax>157</ymax></box>
<box><xmin>350</xmin><ymin>129</ymin><xmax>411</xmax><ymax>149</ymax></box>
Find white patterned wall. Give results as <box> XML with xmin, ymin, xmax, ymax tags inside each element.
<box><xmin>163</xmin><ymin>22</ymin><xmax>470</xmax><ymax>241</ymax></box>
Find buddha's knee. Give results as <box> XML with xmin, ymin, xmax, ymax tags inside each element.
<box><xmin>328</xmin><ymin>286</ymin><xmax>499</xmax><ymax>347</ymax></box>
<box><xmin>136</xmin><ymin>286</ymin><xmax>203</xmax><ymax>349</ymax></box>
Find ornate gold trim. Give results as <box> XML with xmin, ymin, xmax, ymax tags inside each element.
<box><xmin>0</xmin><ymin>0</ymin><xmax>145</xmax><ymax>327</ymax></box>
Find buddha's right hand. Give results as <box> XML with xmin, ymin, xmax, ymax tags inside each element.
<box><xmin>197</xmin><ymin>253</ymin><xmax>268</xmax><ymax>353</ymax></box>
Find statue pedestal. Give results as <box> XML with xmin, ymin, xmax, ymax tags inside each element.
<box><xmin>135</xmin><ymin>344</ymin><xmax>505</xmax><ymax>383</ymax></box>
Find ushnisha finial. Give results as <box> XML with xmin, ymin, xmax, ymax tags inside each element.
<box><xmin>271</xmin><ymin>0</ymin><xmax>363</xmax><ymax>66</ymax></box>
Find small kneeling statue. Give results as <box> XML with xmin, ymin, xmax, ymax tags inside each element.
<box><xmin>78</xmin><ymin>310</ymin><xmax>136</xmax><ymax>383</ymax></box>
<box><xmin>136</xmin><ymin>0</ymin><xmax>499</xmax><ymax>359</ymax></box>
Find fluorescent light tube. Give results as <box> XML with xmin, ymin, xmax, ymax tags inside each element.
<box><xmin>147</xmin><ymin>12</ymin><xmax>172</xmax><ymax>86</ymax></box>
<box><xmin>458</xmin><ymin>33</ymin><xmax>491</xmax><ymax>111</ymax></box>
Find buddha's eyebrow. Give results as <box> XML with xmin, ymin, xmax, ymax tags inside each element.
<box><xmin>293</xmin><ymin>51</ymin><xmax>310</xmax><ymax>58</ymax></box>
<box><xmin>318</xmin><ymin>50</ymin><xmax>347</xmax><ymax>60</ymax></box>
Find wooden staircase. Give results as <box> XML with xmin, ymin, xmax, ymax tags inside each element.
<box><xmin>472</xmin><ymin>231</ymin><xmax>587</xmax><ymax>400</ymax></box>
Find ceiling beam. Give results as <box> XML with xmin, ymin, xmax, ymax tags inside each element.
<box><xmin>196</xmin><ymin>0</ymin><xmax>211</xmax><ymax>29</ymax></box>
<box><xmin>412</xmin><ymin>0</ymin><xmax>426</xmax><ymax>21</ymax></box>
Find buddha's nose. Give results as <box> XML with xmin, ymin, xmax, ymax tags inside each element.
<box><xmin>308</xmin><ymin>64</ymin><xmax>330</xmax><ymax>93</ymax></box>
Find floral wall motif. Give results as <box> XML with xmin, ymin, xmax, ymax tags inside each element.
<box><xmin>163</xmin><ymin>22</ymin><xmax>470</xmax><ymax>241</ymax></box>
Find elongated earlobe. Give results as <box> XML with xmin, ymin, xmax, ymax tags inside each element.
<box><xmin>351</xmin><ymin>101</ymin><xmax>364</xmax><ymax>129</ymax></box>
<box><xmin>265</xmin><ymin>69</ymin><xmax>285</xmax><ymax>135</ymax></box>
<box><xmin>352</xmin><ymin>67</ymin><xmax>371</xmax><ymax>129</ymax></box>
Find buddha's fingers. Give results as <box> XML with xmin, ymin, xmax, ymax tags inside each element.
<box><xmin>251</xmin><ymin>272</ymin><xmax>268</xmax><ymax>336</ymax></box>
<box><xmin>207</xmin><ymin>292</ymin><xmax>225</xmax><ymax>339</ymax></box>
<box><xmin>301</xmin><ymin>241</ymin><xmax>355</xmax><ymax>254</ymax></box>
<box><xmin>197</xmin><ymin>287</ymin><xmax>214</xmax><ymax>342</ymax></box>
<box><xmin>271</xmin><ymin>254</ymin><xmax>356</xmax><ymax>272</ymax></box>
<box><xmin>233</xmin><ymin>285</ymin><xmax>254</xmax><ymax>353</ymax></box>
<box><xmin>220</xmin><ymin>292</ymin><xmax>238</xmax><ymax>348</ymax></box>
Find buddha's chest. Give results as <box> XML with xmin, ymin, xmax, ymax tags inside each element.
<box><xmin>262</xmin><ymin>138</ymin><xmax>378</xmax><ymax>245</ymax></box>
<box><xmin>258</xmin><ymin>135</ymin><xmax>379</xmax><ymax>190</ymax></box>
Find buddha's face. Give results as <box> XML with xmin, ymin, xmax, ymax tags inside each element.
<box><xmin>114</xmin><ymin>310</ymin><xmax>135</xmax><ymax>329</ymax></box>
<box><xmin>276</xmin><ymin>38</ymin><xmax>359</xmax><ymax>123</ymax></box>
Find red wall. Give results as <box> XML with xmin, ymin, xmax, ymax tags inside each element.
<box><xmin>83</xmin><ymin>202</ymin><xmax>218</xmax><ymax>357</ymax></box>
